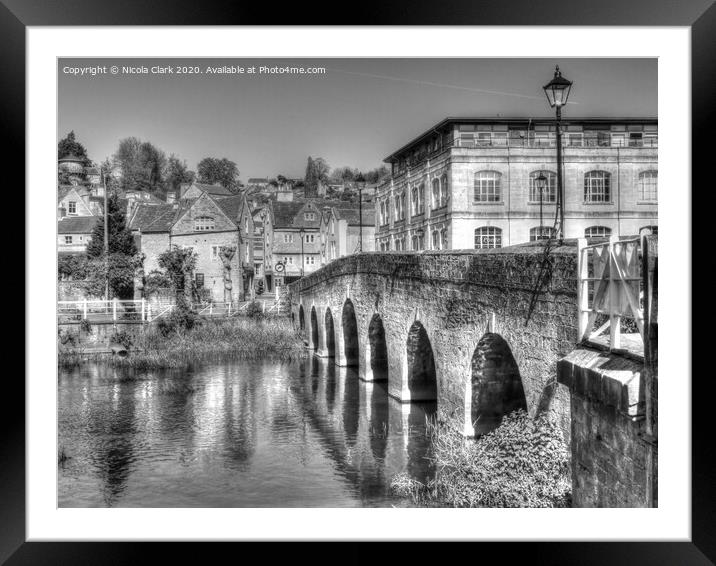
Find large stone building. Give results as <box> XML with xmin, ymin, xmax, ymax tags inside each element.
<box><xmin>374</xmin><ymin>117</ymin><xmax>658</xmax><ymax>251</ymax></box>
<box><xmin>128</xmin><ymin>191</ymin><xmax>255</xmax><ymax>302</ymax></box>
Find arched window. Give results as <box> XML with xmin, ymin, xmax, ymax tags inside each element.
<box><xmin>441</xmin><ymin>228</ymin><xmax>448</xmax><ymax>249</ymax></box>
<box><xmin>474</xmin><ymin>171</ymin><xmax>502</xmax><ymax>202</ymax></box>
<box><xmin>474</xmin><ymin>226</ymin><xmax>502</xmax><ymax>249</ymax></box>
<box><xmin>529</xmin><ymin>170</ymin><xmax>557</xmax><ymax>202</ymax></box>
<box><xmin>411</xmin><ymin>234</ymin><xmax>419</xmax><ymax>250</ymax></box>
<box><xmin>584</xmin><ymin>226</ymin><xmax>612</xmax><ymax>239</ymax></box>
<box><xmin>640</xmin><ymin>225</ymin><xmax>658</xmax><ymax>235</ymax></box>
<box><xmin>394</xmin><ymin>194</ymin><xmax>401</xmax><ymax>220</ymax></box>
<box><xmin>530</xmin><ymin>226</ymin><xmax>556</xmax><ymax>241</ymax></box>
<box><xmin>417</xmin><ymin>183</ymin><xmax>425</xmax><ymax>214</ymax></box>
<box><xmin>400</xmin><ymin>192</ymin><xmax>406</xmax><ymax>220</ymax></box>
<box><xmin>584</xmin><ymin>171</ymin><xmax>612</xmax><ymax>203</ymax></box>
<box><xmin>638</xmin><ymin>170</ymin><xmax>658</xmax><ymax>201</ymax></box>
<box><xmin>411</xmin><ymin>186</ymin><xmax>418</xmax><ymax>216</ymax></box>
<box><xmin>431</xmin><ymin>230</ymin><xmax>440</xmax><ymax>250</ymax></box>
<box><xmin>431</xmin><ymin>178</ymin><xmax>440</xmax><ymax>209</ymax></box>
<box><xmin>194</xmin><ymin>216</ymin><xmax>215</xmax><ymax>231</ymax></box>
<box><xmin>440</xmin><ymin>174</ymin><xmax>449</xmax><ymax>207</ymax></box>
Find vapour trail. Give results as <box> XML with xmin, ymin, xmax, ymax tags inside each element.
<box><xmin>326</xmin><ymin>67</ymin><xmax>577</xmax><ymax>103</ymax></box>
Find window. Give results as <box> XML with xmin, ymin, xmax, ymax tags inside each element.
<box><xmin>411</xmin><ymin>184</ymin><xmax>424</xmax><ymax>216</ymax></box>
<box><xmin>283</xmin><ymin>256</ymin><xmax>294</xmax><ymax>265</ymax></box>
<box><xmin>283</xmin><ymin>234</ymin><xmax>293</xmax><ymax>243</ymax></box>
<box><xmin>584</xmin><ymin>171</ymin><xmax>611</xmax><ymax>203</ymax></box>
<box><xmin>211</xmin><ymin>245</ymin><xmax>219</xmax><ymax>261</ymax></box>
<box><xmin>530</xmin><ymin>226</ymin><xmax>556</xmax><ymax>241</ymax></box>
<box><xmin>411</xmin><ymin>234</ymin><xmax>419</xmax><ymax>250</ymax></box>
<box><xmin>195</xmin><ymin>273</ymin><xmax>204</xmax><ymax>288</ymax></box>
<box><xmin>567</xmin><ymin>133</ymin><xmax>583</xmax><ymax>147</ymax></box>
<box><xmin>640</xmin><ymin>225</ymin><xmax>658</xmax><ymax>235</ymax></box>
<box><xmin>68</xmin><ymin>201</ymin><xmax>77</xmax><ymax>215</ymax></box>
<box><xmin>529</xmin><ymin>171</ymin><xmax>557</xmax><ymax>202</ymax></box>
<box><xmin>584</xmin><ymin>226</ymin><xmax>612</xmax><ymax>239</ymax></box>
<box><xmin>64</xmin><ymin>235</ymin><xmax>73</xmax><ymax>244</ymax></box>
<box><xmin>401</xmin><ymin>192</ymin><xmax>406</xmax><ymax>219</ymax></box>
<box><xmin>304</xmin><ymin>234</ymin><xmax>315</xmax><ymax>243</ymax></box>
<box><xmin>628</xmin><ymin>132</ymin><xmax>643</xmax><ymax>147</ymax></box>
<box><xmin>431</xmin><ymin>178</ymin><xmax>440</xmax><ymax>209</ymax></box>
<box><xmin>194</xmin><ymin>216</ymin><xmax>215</xmax><ymax>231</ymax></box>
<box><xmin>304</xmin><ymin>212</ymin><xmax>316</xmax><ymax>221</ymax></box>
<box><xmin>638</xmin><ymin>170</ymin><xmax>658</xmax><ymax>201</ymax></box>
<box><xmin>474</xmin><ymin>227</ymin><xmax>502</xmax><ymax>249</ymax></box>
<box><xmin>474</xmin><ymin>171</ymin><xmax>502</xmax><ymax>202</ymax></box>
<box><xmin>432</xmin><ymin>230</ymin><xmax>440</xmax><ymax>250</ymax></box>
<box><xmin>441</xmin><ymin>229</ymin><xmax>448</xmax><ymax>249</ymax></box>
<box><xmin>305</xmin><ymin>256</ymin><xmax>315</xmax><ymax>265</ymax></box>
<box><xmin>440</xmin><ymin>174</ymin><xmax>448</xmax><ymax>207</ymax></box>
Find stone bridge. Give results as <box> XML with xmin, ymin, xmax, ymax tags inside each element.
<box><xmin>289</xmin><ymin>243</ymin><xmax>579</xmax><ymax>438</ymax></box>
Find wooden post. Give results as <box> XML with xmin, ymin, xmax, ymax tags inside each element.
<box><xmin>262</xmin><ymin>300</ymin><xmax>266</xmax><ymax>313</ymax></box>
<box><xmin>147</xmin><ymin>304</ymin><xmax>152</xmax><ymax>322</ymax></box>
<box><xmin>209</xmin><ymin>303</ymin><xmax>213</xmax><ymax>316</ymax></box>
<box><xmin>82</xmin><ymin>299</ymin><xmax>88</xmax><ymax>320</ymax></box>
<box><xmin>113</xmin><ymin>298</ymin><xmax>118</xmax><ymax>322</ymax></box>
<box><xmin>608</xmin><ymin>235</ymin><xmax>620</xmax><ymax>349</ymax></box>
<box><xmin>141</xmin><ymin>298</ymin><xmax>146</xmax><ymax>322</ymax></box>
<box><xmin>228</xmin><ymin>302</ymin><xmax>231</xmax><ymax>316</ymax></box>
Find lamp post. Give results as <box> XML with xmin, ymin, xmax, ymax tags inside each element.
<box><xmin>355</xmin><ymin>174</ymin><xmax>366</xmax><ymax>252</ymax></box>
<box><xmin>535</xmin><ymin>172</ymin><xmax>548</xmax><ymax>240</ymax></box>
<box><xmin>542</xmin><ymin>65</ymin><xmax>573</xmax><ymax>243</ymax></box>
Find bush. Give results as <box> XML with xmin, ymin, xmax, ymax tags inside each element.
<box><xmin>58</xmin><ymin>328</ymin><xmax>77</xmax><ymax>347</ymax></box>
<box><xmin>393</xmin><ymin>410</ymin><xmax>571</xmax><ymax>508</ymax></box>
<box><xmin>80</xmin><ymin>319</ymin><xmax>93</xmax><ymax>334</ymax></box>
<box><xmin>109</xmin><ymin>329</ymin><xmax>134</xmax><ymax>349</ymax></box>
<box><xmin>246</xmin><ymin>300</ymin><xmax>265</xmax><ymax>319</ymax></box>
<box><xmin>156</xmin><ymin>305</ymin><xmax>201</xmax><ymax>337</ymax></box>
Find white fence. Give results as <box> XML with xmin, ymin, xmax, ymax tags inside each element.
<box><xmin>58</xmin><ymin>297</ymin><xmax>283</xmax><ymax>323</ymax></box>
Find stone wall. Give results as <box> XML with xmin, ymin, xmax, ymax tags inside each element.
<box><xmin>558</xmin><ymin>348</ymin><xmax>651</xmax><ymax>507</ymax></box>
<box><xmin>290</xmin><ymin>244</ymin><xmax>579</xmax><ymax>438</ymax></box>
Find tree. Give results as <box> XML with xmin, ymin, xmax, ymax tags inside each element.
<box><xmin>157</xmin><ymin>246</ymin><xmax>198</xmax><ymax>308</ymax></box>
<box><xmin>197</xmin><ymin>157</ymin><xmax>241</xmax><ymax>193</ymax></box>
<box><xmin>304</xmin><ymin>156</ymin><xmax>330</xmax><ymax>197</ymax></box>
<box><xmin>218</xmin><ymin>245</ymin><xmax>236</xmax><ymax>304</ymax></box>
<box><xmin>165</xmin><ymin>154</ymin><xmax>195</xmax><ymax>193</ymax></box>
<box><xmin>113</xmin><ymin>137</ymin><xmax>168</xmax><ymax>195</ymax></box>
<box><xmin>86</xmin><ymin>192</ymin><xmax>137</xmax><ymax>257</ymax></box>
<box><xmin>58</xmin><ymin>131</ymin><xmax>90</xmax><ymax>163</ymax></box>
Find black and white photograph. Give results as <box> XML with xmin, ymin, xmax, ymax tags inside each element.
<box><xmin>55</xmin><ymin>56</ymin><xmax>659</xmax><ymax>510</ymax></box>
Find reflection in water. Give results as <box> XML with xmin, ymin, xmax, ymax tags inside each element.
<box><xmin>59</xmin><ymin>356</ymin><xmax>436</xmax><ymax>507</ymax></box>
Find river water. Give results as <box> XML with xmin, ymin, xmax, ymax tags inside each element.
<box><xmin>58</xmin><ymin>356</ymin><xmax>437</xmax><ymax>507</ymax></box>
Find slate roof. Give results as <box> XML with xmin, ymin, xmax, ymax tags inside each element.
<box><xmin>216</xmin><ymin>194</ymin><xmax>245</xmax><ymax>222</ymax></box>
<box><xmin>332</xmin><ymin>204</ymin><xmax>376</xmax><ymax>226</ymax></box>
<box><xmin>193</xmin><ymin>182</ymin><xmax>233</xmax><ymax>196</ymax></box>
<box><xmin>58</xmin><ymin>216</ymin><xmax>98</xmax><ymax>234</ymax></box>
<box><xmin>129</xmin><ymin>203</ymin><xmax>184</xmax><ymax>233</ymax></box>
<box><xmin>247</xmin><ymin>178</ymin><xmax>269</xmax><ymax>184</ymax></box>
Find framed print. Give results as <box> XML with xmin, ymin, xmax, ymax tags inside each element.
<box><xmin>9</xmin><ymin>0</ymin><xmax>711</xmax><ymax>562</ymax></box>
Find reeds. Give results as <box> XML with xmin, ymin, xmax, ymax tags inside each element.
<box><xmin>58</xmin><ymin>317</ymin><xmax>308</xmax><ymax>370</ymax></box>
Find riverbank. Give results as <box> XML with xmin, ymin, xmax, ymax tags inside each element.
<box><xmin>390</xmin><ymin>410</ymin><xmax>571</xmax><ymax>508</ymax></box>
<box><xmin>58</xmin><ymin>317</ymin><xmax>307</xmax><ymax>370</ymax></box>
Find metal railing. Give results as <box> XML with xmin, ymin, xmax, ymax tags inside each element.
<box><xmin>57</xmin><ymin>299</ymin><xmax>174</xmax><ymax>323</ymax></box>
<box><xmin>577</xmin><ymin>235</ymin><xmax>647</xmax><ymax>350</ymax></box>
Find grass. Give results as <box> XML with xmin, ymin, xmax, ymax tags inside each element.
<box><xmin>390</xmin><ymin>410</ymin><xmax>572</xmax><ymax>508</ymax></box>
<box><xmin>58</xmin><ymin>316</ymin><xmax>308</xmax><ymax>370</ymax></box>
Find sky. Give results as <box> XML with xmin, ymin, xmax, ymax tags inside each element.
<box><xmin>58</xmin><ymin>58</ymin><xmax>657</xmax><ymax>180</ymax></box>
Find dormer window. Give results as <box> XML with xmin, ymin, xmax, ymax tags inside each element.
<box><xmin>68</xmin><ymin>201</ymin><xmax>77</xmax><ymax>215</ymax></box>
<box><xmin>194</xmin><ymin>216</ymin><xmax>215</xmax><ymax>231</ymax></box>
<box><xmin>304</xmin><ymin>212</ymin><xmax>316</xmax><ymax>221</ymax></box>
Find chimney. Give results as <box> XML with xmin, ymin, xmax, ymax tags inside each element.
<box><xmin>59</xmin><ymin>206</ymin><xmax>66</xmax><ymax>218</ymax></box>
<box><xmin>277</xmin><ymin>190</ymin><xmax>294</xmax><ymax>202</ymax></box>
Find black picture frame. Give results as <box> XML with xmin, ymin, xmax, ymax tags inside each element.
<box><xmin>9</xmin><ymin>0</ymin><xmax>710</xmax><ymax>563</ymax></box>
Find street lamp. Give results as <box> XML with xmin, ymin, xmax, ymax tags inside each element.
<box><xmin>535</xmin><ymin>172</ymin><xmax>548</xmax><ymax>240</ymax></box>
<box><xmin>543</xmin><ymin>65</ymin><xmax>572</xmax><ymax>243</ymax></box>
<box><xmin>355</xmin><ymin>174</ymin><xmax>366</xmax><ymax>252</ymax></box>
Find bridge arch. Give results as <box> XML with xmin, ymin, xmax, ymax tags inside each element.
<box><xmin>469</xmin><ymin>332</ymin><xmax>527</xmax><ymax>437</ymax></box>
<box><xmin>397</xmin><ymin>320</ymin><xmax>438</xmax><ymax>402</ymax></box>
<box><xmin>298</xmin><ymin>304</ymin><xmax>305</xmax><ymax>331</ymax></box>
<box><xmin>310</xmin><ymin>306</ymin><xmax>319</xmax><ymax>352</ymax></box>
<box><xmin>338</xmin><ymin>298</ymin><xmax>359</xmax><ymax>367</ymax></box>
<box><xmin>324</xmin><ymin>307</ymin><xmax>336</xmax><ymax>358</ymax></box>
<box><xmin>363</xmin><ymin>313</ymin><xmax>388</xmax><ymax>382</ymax></box>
